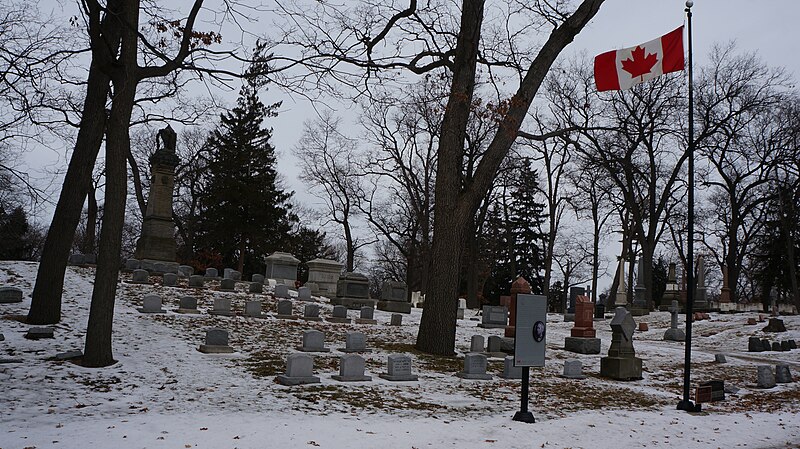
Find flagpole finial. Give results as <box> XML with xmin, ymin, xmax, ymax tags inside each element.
<box><xmin>685</xmin><ymin>0</ymin><xmax>693</xmax><ymax>8</ymax></box>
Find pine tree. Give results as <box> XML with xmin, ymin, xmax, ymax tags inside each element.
<box><xmin>196</xmin><ymin>80</ymin><xmax>294</xmax><ymax>275</ymax></box>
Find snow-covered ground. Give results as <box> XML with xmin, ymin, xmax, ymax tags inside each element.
<box><xmin>1</xmin><ymin>261</ymin><xmax>799</xmax><ymax>448</ymax></box>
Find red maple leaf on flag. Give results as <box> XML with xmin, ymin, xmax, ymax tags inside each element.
<box><xmin>621</xmin><ymin>46</ymin><xmax>658</xmax><ymax>79</ymax></box>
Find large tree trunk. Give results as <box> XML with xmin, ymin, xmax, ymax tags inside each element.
<box><xmin>27</xmin><ymin>66</ymin><xmax>112</xmax><ymax>325</ymax></box>
<box><xmin>83</xmin><ymin>0</ymin><xmax>138</xmax><ymax>368</ymax></box>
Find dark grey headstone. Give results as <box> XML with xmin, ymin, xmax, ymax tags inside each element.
<box><xmin>131</xmin><ymin>269</ymin><xmax>150</xmax><ymax>283</ymax></box>
<box><xmin>55</xmin><ymin>350</ymin><xmax>83</xmax><ymax>360</ymax></box>
<box><xmin>153</xmin><ymin>263</ymin><xmax>169</xmax><ymax>273</ymax></box>
<box><xmin>224</xmin><ymin>268</ymin><xmax>235</xmax><ymax>279</ymax></box>
<box><xmin>274</xmin><ymin>284</ymin><xmax>290</xmax><ymax>299</ymax></box>
<box><xmin>83</xmin><ymin>254</ymin><xmax>97</xmax><ymax>264</ymax></box>
<box><xmin>332</xmin><ymin>305</ymin><xmax>348</xmax><ymax>318</ymax></box>
<box><xmin>304</xmin><ymin>304</ymin><xmax>321</xmax><ymax>319</ymax></box>
<box><xmin>205</xmin><ymin>268</ymin><xmax>218</xmax><ymax>278</ymax></box>
<box><xmin>487</xmin><ymin>335</ymin><xmax>502</xmax><ymax>353</ymax></box>
<box><xmin>757</xmin><ymin>365</ymin><xmax>776</xmax><ymax>388</ymax></box>
<box><xmin>125</xmin><ymin>258</ymin><xmax>141</xmax><ymax>270</ymax></box>
<box><xmin>772</xmin><ymin>342</ymin><xmax>782</xmax><ymax>352</ymax></box>
<box><xmin>68</xmin><ymin>253</ymin><xmax>85</xmax><ymax>265</ymax></box>
<box><xmin>390</xmin><ymin>314</ymin><xmax>402</xmax><ymax>326</ymax></box>
<box><xmin>189</xmin><ymin>275</ymin><xmax>204</xmax><ymax>288</ymax></box>
<box><xmin>219</xmin><ymin>278</ymin><xmax>235</xmax><ymax>292</ymax></box>
<box><xmin>332</xmin><ymin>354</ymin><xmax>372</xmax><ymax>382</ymax></box>
<box><xmin>781</xmin><ymin>341</ymin><xmax>791</xmax><ymax>351</ymax></box>
<box><xmin>244</xmin><ymin>300</ymin><xmax>263</xmax><ymax>317</ymax></box>
<box><xmin>776</xmin><ymin>365</ymin><xmax>793</xmax><ymax>383</ymax></box>
<box><xmin>714</xmin><ymin>353</ymin><xmax>727</xmax><ymax>363</ymax></box>
<box><xmin>360</xmin><ymin>307</ymin><xmax>374</xmax><ymax>320</ymax></box>
<box><xmin>209</xmin><ymin>297</ymin><xmax>233</xmax><ymax>316</ymax></box>
<box><xmin>457</xmin><ymin>353</ymin><xmax>491</xmax><ymax>380</ymax></box>
<box><xmin>178</xmin><ymin>265</ymin><xmax>194</xmax><ymax>277</ymax></box>
<box><xmin>762</xmin><ymin>339</ymin><xmax>772</xmax><ymax>351</ymax></box>
<box><xmin>249</xmin><ymin>282</ymin><xmax>263</xmax><ymax>294</ymax></box>
<box><xmin>205</xmin><ymin>328</ymin><xmax>229</xmax><ymax>346</ymax></box>
<box><xmin>299</xmin><ymin>329</ymin><xmax>329</xmax><ymax>352</ymax></box>
<box><xmin>251</xmin><ymin>274</ymin><xmax>265</xmax><ymax>284</ymax></box>
<box><xmin>178</xmin><ymin>296</ymin><xmax>198</xmax><ymax>311</ymax></box>
<box><xmin>297</xmin><ymin>286</ymin><xmax>312</xmax><ymax>301</ymax></box>
<box><xmin>0</xmin><ymin>287</ymin><xmax>23</xmax><ymax>303</ymax></box>
<box><xmin>749</xmin><ymin>336</ymin><xmax>764</xmax><ymax>352</ymax></box>
<box><xmin>162</xmin><ymin>273</ymin><xmax>178</xmax><ymax>287</ymax></box>
<box><xmin>470</xmin><ymin>335</ymin><xmax>484</xmax><ymax>353</ymax></box>
<box><xmin>789</xmin><ymin>340</ymin><xmax>798</xmax><ymax>350</ymax></box>
<box><xmin>277</xmin><ymin>299</ymin><xmax>294</xmax><ymax>317</ymax></box>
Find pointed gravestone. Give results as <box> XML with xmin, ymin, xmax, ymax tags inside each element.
<box><xmin>355</xmin><ymin>306</ymin><xmax>377</xmax><ymax>325</ymax></box>
<box><xmin>600</xmin><ymin>307</ymin><xmax>642</xmax><ymax>380</ymax></box>
<box><xmin>276</xmin><ymin>353</ymin><xmax>320</xmax><ymax>385</ymax></box>
<box><xmin>138</xmin><ymin>294</ymin><xmax>166</xmax><ymax>313</ymax></box>
<box><xmin>457</xmin><ymin>353</ymin><xmax>492</xmax><ymax>380</ymax></box>
<box><xmin>332</xmin><ymin>354</ymin><xmax>372</xmax><ymax>382</ymax></box>
<box><xmin>297</xmin><ymin>329</ymin><xmax>330</xmax><ymax>352</ymax></box>
<box><xmin>176</xmin><ymin>296</ymin><xmax>200</xmax><ymax>314</ymax></box>
<box><xmin>198</xmin><ymin>328</ymin><xmax>234</xmax><ymax>353</ymax></box>
<box><xmin>276</xmin><ymin>299</ymin><xmax>298</xmax><ymax>320</ymax></box>
<box><xmin>379</xmin><ymin>354</ymin><xmax>419</xmax><ymax>381</ymax></box>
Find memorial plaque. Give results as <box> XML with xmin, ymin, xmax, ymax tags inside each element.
<box><xmin>514</xmin><ymin>294</ymin><xmax>547</xmax><ymax>367</ymax></box>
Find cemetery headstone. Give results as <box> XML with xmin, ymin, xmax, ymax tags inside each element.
<box><xmin>377</xmin><ymin>281</ymin><xmax>411</xmax><ymax>313</ymax></box>
<box><xmin>204</xmin><ymin>267</ymin><xmax>219</xmax><ymax>279</ymax></box>
<box><xmin>297</xmin><ymin>286</ymin><xmax>312</xmax><ymax>301</ymax></box>
<box><xmin>663</xmin><ymin>300</ymin><xmax>686</xmax><ymax>341</ymax></box>
<box><xmin>251</xmin><ymin>274</ymin><xmax>265</xmax><ymax>284</ymax></box>
<box><xmin>775</xmin><ymin>365</ymin><xmax>793</xmax><ymax>383</ymax></box>
<box><xmin>219</xmin><ymin>278</ymin><xmax>236</xmax><ymax>292</ymax></box>
<box><xmin>0</xmin><ymin>333</ymin><xmax>4</xmax><ymax>341</ymax></box>
<box><xmin>457</xmin><ymin>298</ymin><xmax>467</xmax><ymax>320</ymax></box>
<box><xmin>83</xmin><ymin>254</ymin><xmax>97</xmax><ymax>264</ymax></box>
<box><xmin>68</xmin><ymin>253</ymin><xmax>85</xmax><ymax>265</ymax></box>
<box><xmin>789</xmin><ymin>340</ymin><xmax>798</xmax><ymax>350</ymax></box>
<box><xmin>562</xmin><ymin>360</ymin><xmax>585</xmax><ymax>379</ymax></box>
<box><xmin>153</xmin><ymin>263</ymin><xmax>169</xmax><ymax>273</ymax></box>
<box><xmin>600</xmin><ymin>307</ymin><xmax>643</xmax><ymax>380</ymax></box>
<box><xmin>470</xmin><ymin>335</ymin><xmax>485</xmax><ymax>353</ymax></box>
<box><xmin>487</xmin><ymin>335</ymin><xmax>503</xmax><ymax>355</ymax></box>
<box><xmin>333</xmin><ymin>272</ymin><xmax>374</xmax><ymax>309</ymax></box>
<box><xmin>340</xmin><ymin>332</ymin><xmax>370</xmax><ymax>353</ymax></box>
<box><xmin>125</xmin><ymin>258</ymin><xmax>140</xmax><ymax>270</ymax></box>
<box><xmin>638</xmin><ymin>323</ymin><xmax>649</xmax><ymax>332</ymax></box>
<box><xmin>355</xmin><ymin>306</ymin><xmax>377</xmax><ymax>325</ymax></box>
<box><xmin>209</xmin><ymin>297</ymin><xmax>234</xmax><ymax>316</ymax></box>
<box><xmin>25</xmin><ymin>327</ymin><xmax>55</xmax><ymax>340</ymax></box>
<box><xmin>178</xmin><ymin>265</ymin><xmax>194</xmax><ymax>277</ymax></box>
<box><xmin>761</xmin><ymin>339</ymin><xmax>772</xmax><ymax>351</ymax></box>
<box><xmin>0</xmin><ymin>286</ymin><xmax>23</xmax><ymax>303</ymax></box>
<box><xmin>328</xmin><ymin>305</ymin><xmax>352</xmax><ymax>324</ymax></box>
<box><xmin>189</xmin><ymin>275</ymin><xmax>205</xmax><ymax>288</ymax></box>
<box><xmin>298</xmin><ymin>329</ymin><xmax>330</xmax><ymax>352</ymax></box>
<box><xmin>700</xmin><ymin>380</ymin><xmax>725</xmax><ymax>402</ymax></box>
<box><xmin>757</xmin><ymin>365</ymin><xmax>776</xmax><ymax>389</ymax></box>
<box><xmin>772</xmin><ymin>342</ymin><xmax>783</xmax><ymax>352</ymax></box>
<box><xmin>276</xmin><ymin>353</ymin><xmax>320</xmax><ymax>385</ymax></box>
<box><xmin>379</xmin><ymin>354</ymin><xmax>419</xmax><ymax>381</ymax></box>
<box><xmin>249</xmin><ymin>282</ymin><xmax>264</xmax><ymax>294</ymax></box>
<box><xmin>274</xmin><ymin>284</ymin><xmax>291</xmax><ymax>299</ymax></box>
<box><xmin>594</xmin><ymin>301</ymin><xmax>606</xmax><ymax>319</ymax></box>
<box><xmin>479</xmin><ymin>305</ymin><xmax>508</xmax><ymax>329</ymax></box>
<box><xmin>390</xmin><ymin>313</ymin><xmax>403</xmax><ymax>326</ymax></box>
<box><xmin>564</xmin><ymin>295</ymin><xmax>601</xmax><ymax>354</ymax></box>
<box><xmin>763</xmin><ymin>318</ymin><xmax>787</xmax><ymax>333</ymax></box>
<box><xmin>302</xmin><ymin>304</ymin><xmax>322</xmax><ymax>321</ymax></box>
<box><xmin>781</xmin><ymin>341</ymin><xmax>791</xmax><ymax>351</ymax></box>
<box><xmin>332</xmin><ymin>354</ymin><xmax>372</xmax><ymax>382</ymax></box>
<box><xmin>500</xmin><ymin>355</ymin><xmax>523</xmax><ymax>379</ymax></box>
<box><xmin>748</xmin><ymin>337</ymin><xmax>764</xmax><ymax>352</ymax></box>
<box><xmin>223</xmin><ymin>268</ymin><xmax>234</xmax><ymax>279</ymax></box>
<box><xmin>162</xmin><ymin>273</ymin><xmax>178</xmax><ymax>287</ymax></box>
<box><xmin>131</xmin><ymin>269</ymin><xmax>150</xmax><ymax>284</ymax></box>
<box><xmin>244</xmin><ymin>300</ymin><xmax>266</xmax><ymax>318</ymax></box>
<box><xmin>276</xmin><ymin>299</ymin><xmax>297</xmax><ymax>320</ymax></box>
<box><xmin>715</xmin><ymin>354</ymin><xmax>727</xmax><ymax>363</ymax></box>
<box><xmin>138</xmin><ymin>294</ymin><xmax>167</xmax><ymax>313</ymax></box>
<box><xmin>230</xmin><ymin>270</ymin><xmax>241</xmax><ymax>281</ymax></box>
<box><xmin>264</xmin><ymin>251</ymin><xmax>300</xmax><ymax>286</ymax></box>
<box><xmin>176</xmin><ymin>296</ymin><xmax>200</xmax><ymax>314</ymax></box>
<box><xmin>457</xmin><ymin>353</ymin><xmax>492</xmax><ymax>380</ymax></box>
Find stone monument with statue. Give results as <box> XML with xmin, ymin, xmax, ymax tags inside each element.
<box><xmin>600</xmin><ymin>307</ymin><xmax>643</xmax><ymax>380</ymax></box>
<box><xmin>134</xmin><ymin>125</ymin><xmax>179</xmax><ymax>270</ymax></box>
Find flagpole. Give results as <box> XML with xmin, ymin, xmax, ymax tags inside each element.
<box><xmin>677</xmin><ymin>0</ymin><xmax>700</xmax><ymax>414</ymax></box>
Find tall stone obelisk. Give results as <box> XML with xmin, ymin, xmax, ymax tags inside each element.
<box><xmin>134</xmin><ymin>125</ymin><xmax>179</xmax><ymax>269</ymax></box>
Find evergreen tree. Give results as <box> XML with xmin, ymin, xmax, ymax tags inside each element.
<box><xmin>0</xmin><ymin>206</ymin><xmax>36</xmax><ymax>260</ymax></box>
<box><xmin>196</xmin><ymin>79</ymin><xmax>294</xmax><ymax>275</ymax></box>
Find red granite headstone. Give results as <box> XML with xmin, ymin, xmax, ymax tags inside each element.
<box><xmin>570</xmin><ymin>295</ymin><xmax>596</xmax><ymax>338</ymax></box>
<box><xmin>505</xmin><ymin>277</ymin><xmax>530</xmax><ymax>338</ymax></box>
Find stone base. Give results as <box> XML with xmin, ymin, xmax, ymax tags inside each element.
<box><xmin>175</xmin><ymin>308</ymin><xmax>201</xmax><ymax>314</ymax></box>
<box><xmin>276</xmin><ymin>374</ymin><xmax>320</xmax><ymax>386</ymax></box>
<box><xmin>355</xmin><ymin>318</ymin><xmax>377</xmax><ymax>325</ymax></box>
<box><xmin>504</xmin><ymin>326</ymin><xmax>515</xmax><ymax>338</ymax></box>
<box><xmin>339</xmin><ymin>348</ymin><xmax>372</xmax><ymax>354</ymax></box>
<box><xmin>198</xmin><ymin>344</ymin><xmax>234</xmax><ymax>354</ymax></box>
<box><xmin>379</xmin><ymin>373</ymin><xmax>419</xmax><ymax>382</ymax></box>
<box><xmin>478</xmin><ymin>323</ymin><xmax>506</xmax><ymax>329</ymax></box>
<box><xmin>137</xmin><ymin>308</ymin><xmax>166</xmax><ymax>314</ymax></box>
<box><xmin>138</xmin><ymin>259</ymin><xmax>179</xmax><ymax>273</ymax></box>
<box><xmin>331</xmin><ymin>297</ymin><xmax>377</xmax><ymax>310</ymax></box>
<box><xmin>564</xmin><ymin>337</ymin><xmax>601</xmax><ymax>354</ymax></box>
<box><xmin>663</xmin><ymin>328</ymin><xmax>686</xmax><ymax>341</ymax></box>
<box><xmin>244</xmin><ymin>313</ymin><xmax>268</xmax><ymax>319</ymax></box>
<box><xmin>326</xmin><ymin>317</ymin><xmax>352</xmax><ymax>324</ymax></box>
<box><xmin>276</xmin><ymin>314</ymin><xmax>299</xmax><ymax>320</ymax></box>
<box><xmin>301</xmin><ymin>316</ymin><xmax>323</xmax><ymax>322</ymax></box>
<box><xmin>600</xmin><ymin>356</ymin><xmax>642</xmax><ymax>380</ymax></box>
<box><xmin>457</xmin><ymin>372</ymin><xmax>492</xmax><ymax>380</ymax></box>
<box><xmin>630</xmin><ymin>306</ymin><xmax>649</xmax><ymax>317</ymax></box>
<box><xmin>296</xmin><ymin>346</ymin><xmax>330</xmax><ymax>353</ymax></box>
<box><xmin>377</xmin><ymin>301</ymin><xmax>412</xmax><ymax>314</ymax></box>
<box><xmin>483</xmin><ymin>351</ymin><xmax>508</xmax><ymax>359</ymax></box>
<box><xmin>570</xmin><ymin>328</ymin><xmax>597</xmax><ymax>338</ymax></box>
<box><xmin>332</xmin><ymin>374</ymin><xmax>372</xmax><ymax>382</ymax></box>
<box><xmin>208</xmin><ymin>310</ymin><xmax>235</xmax><ymax>317</ymax></box>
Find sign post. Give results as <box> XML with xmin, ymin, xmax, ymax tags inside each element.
<box><xmin>513</xmin><ymin>294</ymin><xmax>547</xmax><ymax>423</ymax></box>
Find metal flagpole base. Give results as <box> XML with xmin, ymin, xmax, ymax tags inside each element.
<box><xmin>512</xmin><ymin>411</ymin><xmax>535</xmax><ymax>423</ymax></box>
<box><xmin>677</xmin><ymin>399</ymin><xmax>701</xmax><ymax>413</ymax></box>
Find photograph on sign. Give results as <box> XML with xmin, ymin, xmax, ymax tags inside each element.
<box><xmin>514</xmin><ymin>294</ymin><xmax>547</xmax><ymax>367</ymax></box>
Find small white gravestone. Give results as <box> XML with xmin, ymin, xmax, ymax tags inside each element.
<box><xmin>457</xmin><ymin>353</ymin><xmax>492</xmax><ymax>380</ymax></box>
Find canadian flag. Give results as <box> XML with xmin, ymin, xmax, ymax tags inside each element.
<box><xmin>594</xmin><ymin>26</ymin><xmax>685</xmax><ymax>91</ymax></box>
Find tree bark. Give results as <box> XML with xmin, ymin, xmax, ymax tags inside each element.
<box><xmin>27</xmin><ymin>63</ymin><xmax>113</xmax><ymax>325</ymax></box>
<box><xmin>82</xmin><ymin>0</ymin><xmax>138</xmax><ymax>368</ymax></box>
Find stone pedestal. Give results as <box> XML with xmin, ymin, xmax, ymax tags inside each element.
<box><xmin>135</xmin><ymin>126</ymin><xmax>179</xmax><ymax>265</ymax></box>
<box><xmin>305</xmin><ymin>258</ymin><xmax>343</xmax><ymax>296</ymax></box>
<box><xmin>600</xmin><ymin>307</ymin><xmax>642</xmax><ymax>380</ymax></box>
<box><xmin>264</xmin><ymin>252</ymin><xmax>299</xmax><ymax>286</ymax></box>
<box><xmin>565</xmin><ymin>296</ymin><xmax>601</xmax><ymax>354</ymax></box>
<box><xmin>331</xmin><ymin>272</ymin><xmax>375</xmax><ymax>309</ymax></box>
<box><xmin>377</xmin><ymin>281</ymin><xmax>411</xmax><ymax>313</ymax></box>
